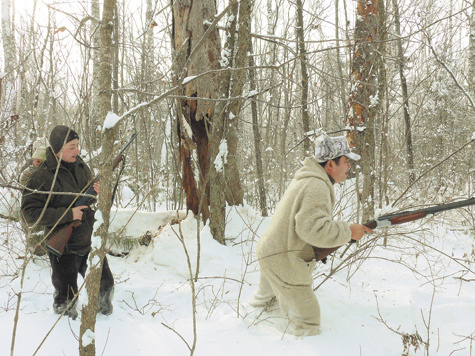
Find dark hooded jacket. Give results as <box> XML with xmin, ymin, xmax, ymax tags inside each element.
<box><xmin>21</xmin><ymin>147</ymin><xmax>96</xmax><ymax>255</ymax></box>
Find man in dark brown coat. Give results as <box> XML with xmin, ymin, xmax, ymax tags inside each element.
<box><xmin>21</xmin><ymin>125</ymin><xmax>114</xmax><ymax>319</ymax></box>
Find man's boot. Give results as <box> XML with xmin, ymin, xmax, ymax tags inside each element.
<box><xmin>53</xmin><ymin>299</ymin><xmax>78</xmax><ymax>320</ymax></box>
<box><xmin>98</xmin><ymin>286</ymin><xmax>114</xmax><ymax>315</ymax></box>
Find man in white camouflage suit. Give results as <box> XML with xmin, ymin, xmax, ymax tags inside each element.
<box><xmin>250</xmin><ymin>135</ymin><xmax>373</xmax><ymax>336</ymax></box>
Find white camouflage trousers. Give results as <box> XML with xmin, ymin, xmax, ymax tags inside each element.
<box><xmin>251</xmin><ymin>262</ymin><xmax>321</xmax><ymax>336</ymax></box>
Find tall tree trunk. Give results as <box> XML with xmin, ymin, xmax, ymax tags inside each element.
<box><xmin>346</xmin><ymin>0</ymin><xmax>380</xmax><ymax>221</ymax></box>
<box><xmin>172</xmin><ymin>0</ymin><xmax>221</xmax><ymax>222</ymax></box>
<box><xmin>392</xmin><ymin>0</ymin><xmax>415</xmax><ymax>184</ymax></box>
<box><xmin>295</xmin><ymin>0</ymin><xmax>311</xmax><ymax>156</ymax></box>
<box><xmin>208</xmin><ymin>3</ymin><xmax>237</xmax><ymax>244</ymax></box>
<box><xmin>1</xmin><ymin>0</ymin><xmax>17</xmax><ymax>121</ymax></box>
<box><xmin>335</xmin><ymin>0</ymin><xmax>347</xmax><ymax>119</ymax></box>
<box><xmin>224</xmin><ymin>0</ymin><xmax>250</xmax><ymax>205</ymax></box>
<box><xmin>79</xmin><ymin>1</ymin><xmax>116</xmax><ymax>355</ymax></box>
<box><xmin>469</xmin><ymin>1</ymin><xmax>475</xmax><ymax>97</ymax></box>
<box><xmin>468</xmin><ymin>0</ymin><xmax>475</xmax><ymax>197</ymax></box>
<box><xmin>249</xmin><ymin>37</ymin><xmax>268</xmax><ymax>217</ymax></box>
<box><xmin>90</xmin><ymin>0</ymin><xmax>101</xmax><ymax>150</ymax></box>
<box><xmin>377</xmin><ymin>2</ymin><xmax>389</xmax><ymax>209</ymax></box>
<box><xmin>112</xmin><ymin>2</ymin><xmax>119</xmax><ymax>114</ymax></box>
<box><xmin>30</xmin><ymin>1</ymin><xmax>49</xmax><ymax>136</ymax></box>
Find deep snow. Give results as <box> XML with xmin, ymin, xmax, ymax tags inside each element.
<box><xmin>1</xmin><ymin>202</ymin><xmax>474</xmax><ymax>356</ymax></box>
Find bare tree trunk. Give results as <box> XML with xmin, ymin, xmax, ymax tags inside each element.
<box><xmin>1</xmin><ymin>0</ymin><xmax>17</xmax><ymax>121</ymax></box>
<box><xmin>377</xmin><ymin>4</ymin><xmax>389</xmax><ymax>209</ymax></box>
<box><xmin>346</xmin><ymin>0</ymin><xmax>380</xmax><ymax>221</ymax></box>
<box><xmin>79</xmin><ymin>1</ymin><xmax>116</xmax><ymax>355</ymax></box>
<box><xmin>295</xmin><ymin>0</ymin><xmax>311</xmax><ymax>156</ymax></box>
<box><xmin>90</xmin><ymin>0</ymin><xmax>101</xmax><ymax>150</ymax></box>
<box><xmin>224</xmin><ymin>0</ymin><xmax>250</xmax><ymax>206</ymax></box>
<box><xmin>392</xmin><ymin>0</ymin><xmax>415</xmax><ymax>184</ymax></box>
<box><xmin>46</xmin><ymin>16</ymin><xmax>57</xmax><ymax>126</ymax></box>
<box><xmin>30</xmin><ymin>1</ymin><xmax>49</xmax><ymax>136</ymax></box>
<box><xmin>470</xmin><ymin>2</ymin><xmax>475</xmax><ymax>96</ymax></box>
<box><xmin>248</xmin><ymin>37</ymin><xmax>268</xmax><ymax>217</ymax></box>
<box><xmin>172</xmin><ymin>0</ymin><xmax>221</xmax><ymax>222</ymax></box>
<box><xmin>112</xmin><ymin>2</ymin><xmax>119</xmax><ymax>114</ymax></box>
<box><xmin>335</xmin><ymin>0</ymin><xmax>347</xmax><ymax>119</ymax></box>
<box><xmin>208</xmin><ymin>3</ymin><xmax>237</xmax><ymax>244</ymax></box>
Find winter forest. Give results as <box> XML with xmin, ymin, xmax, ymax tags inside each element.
<box><xmin>1</xmin><ymin>0</ymin><xmax>475</xmax><ymax>355</ymax></box>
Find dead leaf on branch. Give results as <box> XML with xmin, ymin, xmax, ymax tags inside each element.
<box><xmin>54</xmin><ymin>26</ymin><xmax>66</xmax><ymax>34</ymax></box>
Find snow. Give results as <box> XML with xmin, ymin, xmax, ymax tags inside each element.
<box><xmin>472</xmin><ymin>131</ymin><xmax>475</xmax><ymax>140</ymax></box>
<box><xmin>183</xmin><ymin>76</ymin><xmax>197</xmax><ymax>85</ymax></box>
<box><xmin>82</xmin><ymin>329</ymin><xmax>95</xmax><ymax>347</ymax></box>
<box><xmin>369</xmin><ymin>92</ymin><xmax>379</xmax><ymax>107</ymax></box>
<box><xmin>181</xmin><ymin>116</ymin><xmax>194</xmax><ymax>140</ymax></box>
<box><xmin>213</xmin><ymin>139</ymin><xmax>228</xmax><ymax>173</ymax></box>
<box><xmin>103</xmin><ymin>112</ymin><xmax>121</xmax><ymax>131</ymax></box>
<box><xmin>226</xmin><ymin>14</ymin><xmax>235</xmax><ymax>27</ymax></box>
<box><xmin>1</xmin><ymin>202</ymin><xmax>474</xmax><ymax>355</ymax></box>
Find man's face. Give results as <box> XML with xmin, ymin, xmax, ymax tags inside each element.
<box><xmin>32</xmin><ymin>159</ymin><xmax>43</xmax><ymax>168</ymax></box>
<box><xmin>56</xmin><ymin>139</ymin><xmax>80</xmax><ymax>163</ymax></box>
<box><xmin>328</xmin><ymin>156</ymin><xmax>351</xmax><ymax>183</ymax></box>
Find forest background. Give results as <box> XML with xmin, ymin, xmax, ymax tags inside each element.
<box><xmin>1</xmin><ymin>0</ymin><xmax>475</xmax><ymax>355</ymax></box>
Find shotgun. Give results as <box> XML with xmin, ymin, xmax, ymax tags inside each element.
<box><xmin>46</xmin><ymin>133</ymin><xmax>137</xmax><ymax>257</ymax></box>
<box><xmin>312</xmin><ymin>197</ymin><xmax>475</xmax><ymax>263</ymax></box>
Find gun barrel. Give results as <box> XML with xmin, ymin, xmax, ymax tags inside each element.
<box><xmin>377</xmin><ymin>197</ymin><xmax>475</xmax><ymax>221</ymax></box>
<box><xmin>74</xmin><ymin>182</ymin><xmax>98</xmax><ymax>207</ymax></box>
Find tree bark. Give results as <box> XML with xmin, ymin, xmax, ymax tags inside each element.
<box><xmin>295</xmin><ymin>0</ymin><xmax>311</xmax><ymax>156</ymax></box>
<box><xmin>208</xmin><ymin>3</ymin><xmax>237</xmax><ymax>244</ymax></box>
<box><xmin>335</xmin><ymin>0</ymin><xmax>347</xmax><ymax>119</ymax></box>
<box><xmin>224</xmin><ymin>0</ymin><xmax>250</xmax><ymax>206</ymax></box>
<box><xmin>248</xmin><ymin>37</ymin><xmax>268</xmax><ymax>217</ymax></box>
<box><xmin>469</xmin><ymin>1</ymin><xmax>475</xmax><ymax>97</ymax></box>
<box><xmin>172</xmin><ymin>0</ymin><xmax>222</xmax><ymax>222</ymax></box>
<box><xmin>79</xmin><ymin>1</ymin><xmax>116</xmax><ymax>355</ymax></box>
<box><xmin>1</xmin><ymin>0</ymin><xmax>17</xmax><ymax>121</ymax></box>
<box><xmin>392</xmin><ymin>0</ymin><xmax>415</xmax><ymax>184</ymax></box>
<box><xmin>346</xmin><ymin>0</ymin><xmax>380</xmax><ymax>221</ymax></box>
<box><xmin>90</xmin><ymin>0</ymin><xmax>101</xmax><ymax>151</ymax></box>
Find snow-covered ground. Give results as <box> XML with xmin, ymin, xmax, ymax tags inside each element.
<box><xmin>1</xmin><ymin>203</ymin><xmax>474</xmax><ymax>356</ymax></box>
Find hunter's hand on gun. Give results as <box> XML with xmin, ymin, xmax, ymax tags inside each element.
<box><xmin>313</xmin><ymin>197</ymin><xmax>475</xmax><ymax>262</ymax></box>
<box><xmin>93</xmin><ymin>181</ymin><xmax>100</xmax><ymax>194</ymax></box>
<box><xmin>72</xmin><ymin>206</ymin><xmax>88</xmax><ymax>220</ymax></box>
<box><xmin>349</xmin><ymin>223</ymin><xmax>373</xmax><ymax>241</ymax></box>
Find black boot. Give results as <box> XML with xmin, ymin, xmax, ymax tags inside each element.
<box><xmin>98</xmin><ymin>285</ymin><xmax>114</xmax><ymax>315</ymax></box>
<box><xmin>53</xmin><ymin>299</ymin><xmax>78</xmax><ymax>320</ymax></box>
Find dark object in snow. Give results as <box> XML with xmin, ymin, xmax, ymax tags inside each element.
<box><xmin>139</xmin><ymin>231</ymin><xmax>153</xmax><ymax>246</ymax></box>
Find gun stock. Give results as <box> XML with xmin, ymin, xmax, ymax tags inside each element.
<box><xmin>46</xmin><ymin>220</ymin><xmax>82</xmax><ymax>257</ymax></box>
